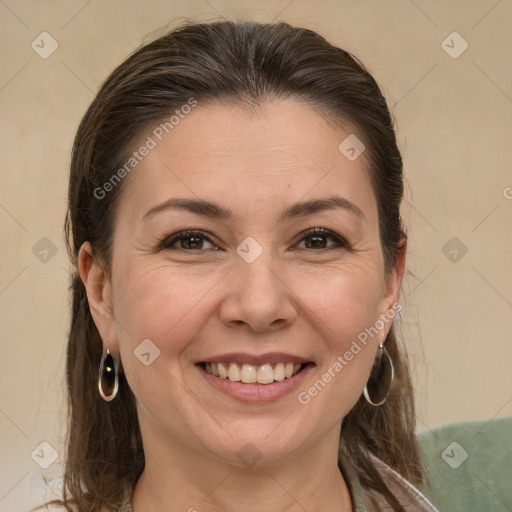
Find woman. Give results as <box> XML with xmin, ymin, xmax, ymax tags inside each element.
<box><xmin>46</xmin><ymin>19</ymin><xmax>438</xmax><ymax>512</ymax></box>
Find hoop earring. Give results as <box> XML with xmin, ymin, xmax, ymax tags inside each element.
<box><xmin>98</xmin><ymin>346</ymin><xmax>119</xmax><ymax>401</ymax></box>
<box><xmin>363</xmin><ymin>343</ymin><xmax>394</xmax><ymax>406</ymax></box>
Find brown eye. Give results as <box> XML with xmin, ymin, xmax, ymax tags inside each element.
<box><xmin>179</xmin><ymin>235</ymin><xmax>207</xmax><ymax>250</ymax></box>
<box><xmin>294</xmin><ymin>228</ymin><xmax>349</xmax><ymax>251</ymax></box>
<box><xmin>303</xmin><ymin>234</ymin><xmax>329</xmax><ymax>249</ymax></box>
<box><xmin>159</xmin><ymin>230</ymin><xmax>218</xmax><ymax>251</ymax></box>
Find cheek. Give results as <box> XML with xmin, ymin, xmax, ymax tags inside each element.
<box><xmin>112</xmin><ymin>248</ymin><xmax>384</xmax><ymax>417</ymax></box>
<box><xmin>294</xmin><ymin>260</ymin><xmax>383</xmax><ymax>343</ymax></box>
<box><xmin>292</xmin><ymin>265</ymin><xmax>383</xmax><ymax>410</ymax></box>
<box><xmin>111</xmin><ymin>259</ymin><xmax>228</xmax><ymax>377</ymax></box>
<box><xmin>114</xmin><ymin>255</ymin><xmax>384</xmax><ymax>362</ymax></box>
<box><xmin>110</xmin><ymin>262</ymin><xmax>222</xmax><ymax>419</ymax></box>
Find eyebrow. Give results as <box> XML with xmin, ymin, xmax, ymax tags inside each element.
<box><xmin>142</xmin><ymin>195</ymin><xmax>366</xmax><ymax>223</ymax></box>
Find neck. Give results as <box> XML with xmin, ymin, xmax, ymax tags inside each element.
<box><xmin>131</xmin><ymin>423</ymin><xmax>353</xmax><ymax>512</ymax></box>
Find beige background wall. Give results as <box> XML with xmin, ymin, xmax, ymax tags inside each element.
<box><xmin>1</xmin><ymin>1</ymin><xmax>511</xmax><ymax>509</ymax></box>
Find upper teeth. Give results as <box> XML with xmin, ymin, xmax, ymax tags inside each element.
<box><xmin>205</xmin><ymin>362</ymin><xmax>303</xmax><ymax>384</ymax></box>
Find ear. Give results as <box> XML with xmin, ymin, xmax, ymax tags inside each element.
<box><xmin>78</xmin><ymin>242</ymin><xmax>118</xmax><ymax>352</ymax></box>
<box><xmin>377</xmin><ymin>236</ymin><xmax>407</xmax><ymax>341</ymax></box>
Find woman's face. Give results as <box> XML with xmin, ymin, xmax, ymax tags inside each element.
<box><xmin>84</xmin><ymin>99</ymin><xmax>403</xmax><ymax>467</ymax></box>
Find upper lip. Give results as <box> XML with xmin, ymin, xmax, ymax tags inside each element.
<box><xmin>197</xmin><ymin>352</ymin><xmax>314</xmax><ymax>366</ymax></box>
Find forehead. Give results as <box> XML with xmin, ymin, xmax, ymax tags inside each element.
<box><xmin>117</xmin><ymin>99</ymin><xmax>377</xmax><ymax>222</ymax></box>
<box><xmin>140</xmin><ymin>99</ymin><xmax>362</xmax><ymax>168</ymax></box>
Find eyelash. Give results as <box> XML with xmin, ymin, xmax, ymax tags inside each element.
<box><xmin>156</xmin><ymin>228</ymin><xmax>350</xmax><ymax>252</ymax></box>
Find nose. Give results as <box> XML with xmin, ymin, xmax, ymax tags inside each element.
<box><xmin>219</xmin><ymin>252</ymin><xmax>298</xmax><ymax>332</ymax></box>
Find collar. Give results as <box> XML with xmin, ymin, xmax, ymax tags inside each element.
<box><xmin>339</xmin><ymin>450</ymin><xmax>440</xmax><ymax>512</ymax></box>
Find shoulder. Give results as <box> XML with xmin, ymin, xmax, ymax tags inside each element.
<box><xmin>339</xmin><ymin>449</ymin><xmax>439</xmax><ymax>512</ymax></box>
<box><xmin>18</xmin><ymin>472</ymin><xmax>76</xmax><ymax>512</ymax></box>
<box><xmin>20</xmin><ymin>469</ymin><xmax>132</xmax><ymax>512</ymax></box>
<box><xmin>417</xmin><ymin>415</ymin><xmax>512</xmax><ymax>512</ymax></box>
<box><xmin>365</xmin><ymin>452</ymin><xmax>440</xmax><ymax>512</ymax></box>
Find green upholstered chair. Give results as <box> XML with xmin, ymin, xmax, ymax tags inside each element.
<box><xmin>417</xmin><ymin>415</ymin><xmax>512</xmax><ymax>511</ymax></box>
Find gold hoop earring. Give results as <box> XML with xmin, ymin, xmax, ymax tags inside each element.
<box><xmin>363</xmin><ymin>343</ymin><xmax>394</xmax><ymax>406</ymax></box>
<box><xmin>98</xmin><ymin>346</ymin><xmax>119</xmax><ymax>401</ymax></box>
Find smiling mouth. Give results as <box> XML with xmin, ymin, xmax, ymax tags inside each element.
<box><xmin>197</xmin><ymin>361</ymin><xmax>314</xmax><ymax>385</ymax></box>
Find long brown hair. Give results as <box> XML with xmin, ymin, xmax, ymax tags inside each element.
<box><xmin>50</xmin><ymin>18</ymin><xmax>423</xmax><ymax>511</ymax></box>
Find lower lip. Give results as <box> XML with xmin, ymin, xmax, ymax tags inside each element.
<box><xmin>196</xmin><ymin>363</ymin><xmax>315</xmax><ymax>404</ymax></box>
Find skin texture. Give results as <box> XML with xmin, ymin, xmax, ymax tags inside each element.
<box><xmin>79</xmin><ymin>99</ymin><xmax>406</xmax><ymax>512</ymax></box>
